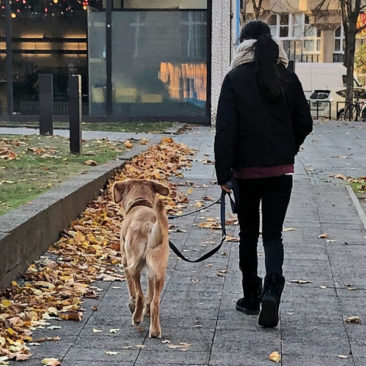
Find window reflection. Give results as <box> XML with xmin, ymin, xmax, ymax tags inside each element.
<box><xmin>110</xmin><ymin>10</ymin><xmax>207</xmax><ymax>117</ymax></box>
<box><xmin>159</xmin><ymin>62</ymin><xmax>206</xmax><ymax>107</ymax></box>
<box><xmin>3</xmin><ymin>0</ymin><xmax>105</xmax><ymax>115</ymax></box>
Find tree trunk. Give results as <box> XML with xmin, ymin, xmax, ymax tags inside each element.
<box><xmin>345</xmin><ymin>27</ymin><xmax>356</xmax><ymax>109</ymax></box>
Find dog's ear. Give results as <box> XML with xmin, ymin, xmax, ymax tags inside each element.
<box><xmin>151</xmin><ymin>181</ymin><xmax>170</xmax><ymax>197</ymax></box>
<box><xmin>112</xmin><ymin>181</ymin><xmax>127</xmax><ymax>204</ymax></box>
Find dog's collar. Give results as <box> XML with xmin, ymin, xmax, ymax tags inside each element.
<box><xmin>125</xmin><ymin>199</ymin><xmax>153</xmax><ymax>215</ymax></box>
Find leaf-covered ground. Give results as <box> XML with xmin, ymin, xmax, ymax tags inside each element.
<box><xmin>0</xmin><ymin>135</ymin><xmax>127</xmax><ymax>216</ymax></box>
<box><xmin>0</xmin><ymin>137</ymin><xmax>193</xmax><ymax>364</ymax></box>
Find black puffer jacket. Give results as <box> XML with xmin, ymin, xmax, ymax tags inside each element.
<box><xmin>214</xmin><ymin>62</ymin><xmax>313</xmax><ymax>185</ymax></box>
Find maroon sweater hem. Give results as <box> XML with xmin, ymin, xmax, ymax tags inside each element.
<box><xmin>233</xmin><ymin>164</ymin><xmax>294</xmax><ymax>179</ymax></box>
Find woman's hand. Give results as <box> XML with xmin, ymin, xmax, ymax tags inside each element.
<box><xmin>221</xmin><ymin>184</ymin><xmax>232</xmax><ymax>193</ymax></box>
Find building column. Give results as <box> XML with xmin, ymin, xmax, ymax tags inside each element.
<box><xmin>211</xmin><ymin>0</ymin><xmax>231</xmax><ymax>124</ymax></box>
<box><xmin>320</xmin><ymin>29</ymin><xmax>334</xmax><ymax>63</ymax></box>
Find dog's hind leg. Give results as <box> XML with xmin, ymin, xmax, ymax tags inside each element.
<box><xmin>131</xmin><ymin>270</ymin><xmax>145</xmax><ymax>326</ymax></box>
<box><xmin>144</xmin><ymin>275</ymin><xmax>154</xmax><ymax>318</ymax></box>
<box><xmin>149</xmin><ymin>273</ymin><xmax>165</xmax><ymax>338</ymax></box>
<box><xmin>121</xmin><ymin>240</ymin><xmax>136</xmax><ymax>314</ymax></box>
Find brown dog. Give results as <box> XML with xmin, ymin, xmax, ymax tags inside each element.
<box><xmin>112</xmin><ymin>179</ymin><xmax>170</xmax><ymax>338</ymax></box>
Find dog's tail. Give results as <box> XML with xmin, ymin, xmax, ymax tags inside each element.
<box><xmin>148</xmin><ymin>198</ymin><xmax>168</xmax><ymax>249</ymax></box>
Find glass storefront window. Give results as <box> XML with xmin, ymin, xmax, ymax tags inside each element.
<box><xmin>88</xmin><ymin>8</ymin><xmax>106</xmax><ymax>116</ymax></box>
<box><xmin>1</xmin><ymin>0</ymin><xmax>209</xmax><ymax>119</ymax></box>
<box><xmin>9</xmin><ymin>0</ymin><xmax>93</xmax><ymax>115</ymax></box>
<box><xmin>110</xmin><ymin>10</ymin><xmax>207</xmax><ymax>118</ymax></box>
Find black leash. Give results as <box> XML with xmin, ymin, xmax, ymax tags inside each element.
<box><xmin>168</xmin><ymin>198</ymin><xmax>220</xmax><ymax>220</ymax></box>
<box><xmin>168</xmin><ymin>190</ymin><xmax>236</xmax><ymax>263</ymax></box>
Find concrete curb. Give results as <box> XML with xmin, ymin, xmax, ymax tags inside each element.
<box><xmin>346</xmin><ymin>185</ymin><xmax>366</xmax><ymax>231</ymax></box>
<box><xmin>0</xmin><ymin>142</ymin><xmax>152</xmax><ymax>290</ymax></box>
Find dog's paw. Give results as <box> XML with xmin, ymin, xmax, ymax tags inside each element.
<box><xmin>149</xmin><ymin>328</ymin><xmax>162</xmax><ymax>339</ymax></box>
<box><xmin>133</xmin><ymin>314</ymin><xmax>144</xmax><ymax>327</ymax></box>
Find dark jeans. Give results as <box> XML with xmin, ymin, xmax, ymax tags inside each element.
<box><xmin>236</xmin><ymin>175</ymin><xmax>293</xmax><ymax>277</ymax></box>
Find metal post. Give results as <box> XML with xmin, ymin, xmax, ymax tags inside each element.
<box><xmin>39</xmin><ymin>74</ymin><xmax>53</xmax><ymax>135</ymax></box>
<box><xmin>5</xmin><ymin>0</ymin><xmax>13</xmax><ymax>116</ymax></box>
<box><xmin>328</xmin><ymin>101</ymin><xmax>331</xmax><ymax>120</ymax></box>
<box><xmin>106</xmin><ymin>0</ymin><xmax>112</xmax><ymax>116</ymax></box>
<box><xmin>69</xmin><ymin>75</ymin><xmax>82</xmax><ymax>154</ymax></box>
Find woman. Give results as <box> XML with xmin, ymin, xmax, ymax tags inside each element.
<box><xmin>214</xmin><ymin>20</ymin><xmax>312</xmax><ymax>328</ymax></box>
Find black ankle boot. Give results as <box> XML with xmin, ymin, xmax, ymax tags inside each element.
<box><xmin>236</xmin><ymin>276</ymin><xmax>262</xmax><ymax>315</ymax></box>
<box><xmin>258</xmin><ymin>274</ymin><xmax>285</xmax><ymax>327</ymax></box>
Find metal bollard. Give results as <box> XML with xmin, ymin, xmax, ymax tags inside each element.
<box><xmin>39</xmin><ymin>74</ymin><xmax>53</xmax><ymax>136</ymax></box>
<box><xmin>69</xmin><ymin>75</ymin><xmax>82</xmax><ymax>154</ymax></box>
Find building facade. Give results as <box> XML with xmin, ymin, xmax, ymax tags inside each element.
<box><xmin>1</xmin><ymin>0</ymin><xmax>235</xmax><ymax>123</ymax></box>
<box><xmin>242</xmin><ymin>0</ymin><xmax>366</xmax><ymax>65</ymax></box>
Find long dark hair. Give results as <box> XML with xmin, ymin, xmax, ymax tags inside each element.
<box><xmin>240</xmin><ymin>20</ymin><xmax>282</xmax><ymax>102</ymax></box>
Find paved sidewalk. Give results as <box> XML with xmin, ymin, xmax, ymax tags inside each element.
<box><xmin>9</xmin><ymin>121</ymin><xmax>366</xmax><ymax>365</ymax></box>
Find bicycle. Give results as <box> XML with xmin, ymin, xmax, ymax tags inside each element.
<box><xmin>341</xmin><ymin>99</ymin><xmax>366</xmax><ymax>121</ymax></box>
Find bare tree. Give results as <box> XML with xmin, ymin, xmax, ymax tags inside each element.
<box><xmin>340</xmin><ymin>0</ymin><xmax>366</xmax><ymax>108</ymax></box>
<box><xmin>251</xmin><ymin>0</ymin><xmax>264</xmax><ymax>19</ymax></box>
<box><xmin>314</xmin><ymin>0</ymin><xmax>366</xmax><ymax>108</ymax></box>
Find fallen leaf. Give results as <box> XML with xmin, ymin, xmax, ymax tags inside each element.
<box><xmin>179</xmin><ymin>342</ymin><xmax>191</xmax><ymax>351</ymax></box>
<box><xmin>140</xmin><ymin>138</ymin><xmax>149</xmax><ymax>145</ymax></box>
<box><xmin>109</xmin><ymin>329</ymin><xmax>119</xmax><ymax>334</ymax></box>
<box><xmin>347</xmin><ymin>286</ymin><xmax>357</xmax><ymax>291</ymax></box>
<box><xmin>41</xmin><ymin>358</ymin><xmax>61</xmax><ymax>366</ymax></box>
<box><xmin>161</xmin><ymin>340</ymin><xmax>171</xmax><ymax>344</ymax></box>
<box><xmin>167</xmin><ymin>344</ymin><xmax>181</xmax><ymax>349</ymax></box>
<box><xmin>269</xmin><ymin>351</ymin><xmax>281</xmax><ymax>363</ymax></box>
<box><xmin>93</xmin><ymin>328</ymin><xmax>102</xmax><ymax>333</ymax></box>
<box><xmin>47</xmin><ymin>307</ymin><xmax>58</xmax><ymax>316</ymax></box>
<box><xmin>124</xmin><ymin>140</ymin><xmax>133</xmax><ymax>148</ymax></box>
<box><xmin>320</xmin><ymin>286</ymin><xmax>327</xmax><ymax>289</ymax></box>
<box><xmin>345</xmin><ymin>316</ymin><xmax>361</xmax><ymax>323</ymax></box>
<box><xmin>15</xmin><ymin>354</ymin><xmax>30</xmax><ymax>361</ymax></box>
<box><xmin>32</xmin><ymin>337</ymin><xmax>60</xmax><ymax>343</ymax></box>
<box><xmin>319</xmin><ymin>233</ymin><xmax>329</xmax><ymax>239</ymax></box>
<box><xmin>225</xmin><ymin>235</ymin><xmax>239</xmax><ymax>242</ymax></box>
<box><xmin>135</xmin><ymin>344</ymin><xmax>146</xmax><ymax>349</ymax></box>
<box><xmin>105</xmin><ymin>351</ymin><xmax>119</xmax><ymax>355</ymax></box>
<box><xmin>330</xmin><ymin>173</ymin><xmax>349</xmax><ymax>180</ymax></box>
<box><xmin>84</xmin><ymin>159</ymin><xmax>97</xmax><ymax>166</ymax></box>
<box><xmin>47</xmin><ymin>326</ymin><xmax>61</xmax><ymax>330</ymax></box>
<box><xmin>1</xmin><ymin>300</ymin><xmax>12</xmax><ymax>308</ymax></box>
<box><xmin>59</xmin><ymin>311</ymin><xmax>83</xmax><ymax>321</ymax></box>
<box><xmin>0</xmin><ymin>356</ymin><xmax>9</xmax><ymax>365</ymax></box>
<box><xmin>338</xmin><ymin>355</ymin><xmax>348</xmax><ymax>359</ymax></box>
<box><xmin>96</xmin><ymin>273</ymin><xmax>125</xmax><ymax>282</ymax></box>
<box><xmin>194</xmin><ymin>201</ymin><xmax>204</xmax><ymax>208</ymax></box>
